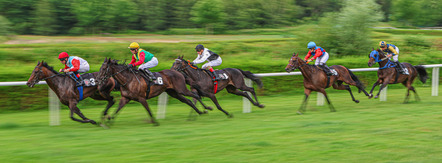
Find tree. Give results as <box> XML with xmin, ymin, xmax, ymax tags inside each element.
<box><xmin>0</xmin><ymin>15</ymin><xmax>12</xmax><ymax>40</ymax></box>
<box><xmin>315</xmin><ymin>0</ymin><xmax>383</xmax><ymax>56</ymax></box>
<box><xmin>190</xmin><ymin>0</ymin><xmax>226</xmax><ymax>34</ymax></box>
<box><xmin>33</xmin><ymin>0</ymin><xmax>57</xmax><ymax>35</ymax></box>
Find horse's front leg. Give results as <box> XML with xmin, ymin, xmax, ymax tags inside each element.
<box><xmin>68</xmin><ymin>101</ymin><xmax>97</xmax><ymax>125</ymax></box>
<box><xmin>138</xmin><ymin>98</ymin><xmax>159</xmax><ymax>126</ymax></box>
<box><xmin>369</xmin><ymin>80</ymin><xmax>381</xmax><ymax>99</ymax></box>
<box><xmin>298</xmin><ymin>88</ymin><xmax>312</xmax><ymax>114</ymax></box>
<box><xmin>374</xmin><ymin>79</ymin><xmax>390</xmax><ymax>99</ymax></box>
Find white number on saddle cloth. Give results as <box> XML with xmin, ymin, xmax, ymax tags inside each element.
<box><xmin>220</xmin><ymin>73</ymin><xmax>228</xmax><ymax>79</ymax></box>
<box><xmin>156</xmin><ymin>77</ymin><xmax>163</xmax><ymax>85</ymax></box>
<box><xmin>403</xmin><ymin>68</ymin><xmax>409</xmax><ymax>75</ymax></box>
<box><xmin>83</xmin><ymin>78</ymin><xmax>96</xmax><ymax>86</ymax></box>
<box><xmin>330</xmin><ymin>69</ymin><xmax>338</xmax><ymax>76</ymax></box>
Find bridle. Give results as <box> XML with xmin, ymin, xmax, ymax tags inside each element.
<box><xmin>30</xmin><ymin>66</ymin><xmax>62</xmax><ymax>85</ymax></box>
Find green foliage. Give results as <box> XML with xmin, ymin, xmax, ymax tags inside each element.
<box><xmin>0</xmin><ymin>15</ymin><xmax>12</xmax><ymax>41</ymax></box>
<box><xmin>33</xmin><ymin>0</ymin><xmax>57</xmax><ymax>35</ymax></box>
<box><xmin>315</xmin><ymin>0</ymin><xmax>383</xmax><ymax>56</ymax></box>
<box><xmin>191</xmin><ymin>0</ymin><xmax>226</xmax><ymax>34</ymax></box>
<box><xmin>392</xmin><ymin>0</ymin><xmax>442</xmax><ymax>27</ymax></box>
<box><xmin>404</xmin><ymin>35</ymin><xmax>432</xmax><ymax>48</ymax></box>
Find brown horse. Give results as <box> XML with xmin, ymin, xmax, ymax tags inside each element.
<box><xmin>285</xmin><ymin>53</ymin><xmax>369</xmax><ymax>114</ymax></box>
<box><xmin>97</xmin><ymin>58</ymin><xmax>206</xmax><ymax>126</ymax></box>
<box><xmin>26</xmin><ymin>61</ymin><xmax>117</xmax><ymax>125</ymax></box>
<box><xmin>172</xmin><ymin>56</ymin><xmax>264</xmax><ymax>118</ymax></box>
<box><xmin>367</xmin><ymin>49</ymin><xmax>428</xmax><ymax>103</ymax></box>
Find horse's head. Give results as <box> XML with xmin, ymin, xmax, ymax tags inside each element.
<box><xmin>171</xmin><ymin>55</ymin><xmax>189</xmax><ymax>72</ymax></box>
<box><xmin>27</xmin><ymin>61</ymin><xmax>58</xmax><ymax>87</ymax></box>
<box><xmin>285</xmin><ymin>53</ymin><xmax>304</xmax><ymax>72</ymax></box>
<box><xmin>367</xmin><ymin>48</ymin><xmax>386</xmax><ymax>67</ymax></box>
<box><xmin>97</xmin><ymin>57</ymin><xmax>115</xmax><ymax>85</ymax></box>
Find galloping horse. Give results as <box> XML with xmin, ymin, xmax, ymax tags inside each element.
<box><xmin>26</xmin><ymin>61</ymin><xmax>117</xmax><ymax>125</ymax></box>
<box><xmin>172</xmin><ymin>56</ymin><xmax>264</xmax><ymax>117</ymax></box>
<box><xmin>367</xmin><ymin>49</ymin><xmax>428</xmax><ymax>103</ymax></box>
<box><xmin>285</xmin><ymin>53</ymin><xmax>369</xmax><ymax>114</ymax></box>
<box><xmin>97</xmin><ymin>58</ymin><xmax>206</xmax><ymax>126</ymax></box>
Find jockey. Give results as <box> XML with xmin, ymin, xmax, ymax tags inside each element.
<box><xmin>192</xmin><ymin>44</ymin><xmax>222</xmax><ymax>81</ymax></box>
<box><xmin>58</xmin><ymin>52</ymin><xmax>90</xmax><ymax>86</ymax></box>
<box><xmin>127</xmin><ymin>42</ymin><xmax>158</xmax><ymax>81</ymax></box>
<box><xmin>304</xmin><ymin>42</ymin><xmax>333</xmax><ymax>75</ymax></box>
<box><xmin>379</xmin><ymin>41</ymin><xmax>404</xmax><ymax>73</ymax></box>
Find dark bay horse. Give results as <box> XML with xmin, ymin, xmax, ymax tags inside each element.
<box><xmin>172</xmin><ymin>56</ymin><xmax>265</xmax><ymax>118</ymax></box>
<box><xmin>367</xmin><ymin>49</ymin><xmax>428</xmax><ymax>103</ymax></box>
<box><xmin>285</xmin><ymin>53</ymin><xmax>369</xmax><ymax>114</ymax></box>
<box><xmin>26</xmin><ymin>61</ymin><xmax>117</xmax><ymax>125</ymax></box>
<box><xmin>97</xmin><ymin>58</ymin><xmax>206</xmax><ymax>126</ymax></box>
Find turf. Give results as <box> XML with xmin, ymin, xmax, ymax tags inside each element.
<box><xmin>0</xmin><ymin>86</ymin><xmax>440</xmax><ymax>162</ymax></box>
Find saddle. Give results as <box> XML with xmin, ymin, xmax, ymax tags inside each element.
<box><xmin>140</xmin><ymin>72</ymin><xmax>164</xmax><ymax>85</ymax></box>
<box><xmin>203</xmin><ymin>69</ymin><xmax>229</xmax><ymax>81</ymax></box>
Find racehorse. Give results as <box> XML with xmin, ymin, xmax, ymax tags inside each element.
<box><xmin>367</xmin><ymin>49</ymin><xmax>428</xmax><ymax>103</ymax></box>
<box><xmin>285</xmin><ymin>53</ymin><xmax>369</xmax><ymax>114</ymax></box>
<box><xmin>97</xmin><ymin>58</ymin><xmax>206</xmax><ymax>126</ymax></box>
<box><xmin>26</xmin><ymin>61</ymin><xmax>117</xmax><ymax>125</ymax></box>
<box><xmin>172</xmin><ymin>56</ymin><xmax>265</xmax><ymax>118</ymax></box>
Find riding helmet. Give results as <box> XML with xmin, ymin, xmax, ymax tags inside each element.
<box><xmin>379</xmin><ymin>41</ymin><xmax>386</xmax><ymax>48</ymax></box>
<box><xmin>128</xmin><ymin>42</ymin><xmax>140</xmax><ymax>49</ymax></box>
<box><xmin>195</xmin><ymin>44</ymin><xmax>204</xmax><ymax>51</ymax></box>
<box><xmin>58</xmin><ymin>52</ymin><xmax>69</xmax><ymax>59</ymax></box>
<box><xmin>307</xmin><ymin>42</ymin><xmax>316</xmax><ymax>49</ymax></box>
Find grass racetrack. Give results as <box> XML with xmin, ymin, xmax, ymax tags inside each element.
<box><xmin>0</xmin><ymin>86</ymin><xmax>441</xmax><ymax>162</ymax></box>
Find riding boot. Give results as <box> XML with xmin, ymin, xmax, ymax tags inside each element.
<box><xmin>321</xmin><ymin>65</ymin><xmax>333</xmax><ymax>76</ymax></box>
<box><xmin>395</xmin><ymin>61</ymin><xmax>405</xmax><ymax>74</ymax></box>
<box><xmin>143</xmin><ymin>69</ymin><xmax>156</xmax><ymax>81</ymax></box>
<box><xmin>209</xmin><ymin>68</ymin><xmax>220</xmax><ymax>81</ymax></box>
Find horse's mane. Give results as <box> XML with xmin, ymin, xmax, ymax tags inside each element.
<box><xmin>108</xmin><ymin>59</ymin><xmax>141</xmax><ymax>72</ymax></box>
<box><xmin>40</xmin><ymin>61</ymin><xmax>61</xmax><ymax>75</ymax></box>
<box><xmin>178</xmin><ymin>58</ymin><xmax>201</xmax><ymax>70</ymax></box>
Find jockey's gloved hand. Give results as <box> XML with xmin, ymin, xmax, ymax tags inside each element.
<box><xmin>127</xmin><ymin>64</ymin><xmax>134</xmax><ymax>68</ymax></box>
<box><xmin>190</xmin><ymin>62</ymin><xmax>195</xmax><ymax>65</ymax></box>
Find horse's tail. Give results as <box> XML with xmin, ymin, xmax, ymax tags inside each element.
<box><xmin>238</xmin><ymin>69</ymin><xmax>263</xmax><ymax>88</ymax></box>
<box><xmin>414</xmin><ymin>65</ymin><xmax>428</xmax><ymax>84</ymax></box>
<box><xmin>345</xmin><ymin>67</ymin><xmax>365</xmax><ymax>92</ymax></box>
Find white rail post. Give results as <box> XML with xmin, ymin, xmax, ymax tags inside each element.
<box><xmin>380</xmin><ymin>85</ymin><xmax>387</xmax><ymax>101</ymax></box>
<box><xmin>317</xmin><ymin>92</ymin><xmax>324</xmax><ymax>106</ymax></box>
<box><xmin>157</xmin><ymin>92</ymin><xmax>168</xmax><ymax>119</ymax></box>
<box><xmin>432</xmin><ymin>67</ymin><xmax>439</xmax><ymax>96</ymax></box>
<box><xmin>48</xmin><ymin>88</ymin><xmax>60</xmax><ymax>126</ymax></box>
<box><xmin>243</xmin><ymin>78</ymin><xmax>252</xmax><ymax>113</ymax></box>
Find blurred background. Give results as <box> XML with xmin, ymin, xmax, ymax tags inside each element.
<box><xmin>0</xmin><ymin>1</ymin><xmax>441</xmax><ymax>162</ymax></box>
<box><xmin>0</xmin><ymin>0</ymin><xmax>440</xmax><ymax>111</ymax></box>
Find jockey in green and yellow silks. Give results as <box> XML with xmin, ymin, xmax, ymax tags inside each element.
<box><xmin>128</xmin><ymin>42</ymin><xmax>158</xmax><ymax>81</ymax></box>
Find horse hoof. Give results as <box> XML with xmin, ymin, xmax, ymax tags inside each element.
<box><xmin>100</xmin><ymin>123</ymin><xmax>110</xmax><ymax>129</ymax></box>
<box><xmin>153</xmin><ymin>122</ymin><xmax>160</xmax><ymax>126</ymax></box>
<box><xmin>205</xmin><ymin>107</ymin><xmax>213</xmax><ymax>111</ymax></box>
<box><xmin>355</xmin><ymin>100</ymin><xmax>360</xmax><ymax>103</ymax></box>
<box><xmin>296</xmin><ymin>111</ymin><xmax>303</xmax><ymax>115</ymax></box>
<box><xmin>203</xmin><ymin>110</ymin><xmax>208</xmax><ymax>114</ymax></box>
<box><xmin>228</xmin><ymin>114</ymin><xmax>234</xmax><ymax>118</ymax></box>
<box><xmin>258</xmin><ymin>104</ymin><xmax>265</xmax><ymax>108</ymax></box>
<box><xmin>374</xmin><ymin>96</ymin><xmax>379</xmax><ymax>99</ymax></box>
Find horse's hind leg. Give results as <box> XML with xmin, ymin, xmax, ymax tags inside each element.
<box><xmin>332</xmin><ymin>82</ymin><xmax>359</xmax><ymax>103</ymax></box>
<box><xmin>227</xmin><ymin>85</ymin><xmax>264</xmax><ymax>108</ymax></box>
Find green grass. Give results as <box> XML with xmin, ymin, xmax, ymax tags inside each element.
<box><xmin>0</xmin><ymin>86</ymin><xmax>441</xmax><ymax>162</ymax></box>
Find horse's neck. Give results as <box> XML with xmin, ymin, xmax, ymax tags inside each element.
<box><xmin>112</xmin><ymin>67</ymin><xmax>141</xmax><ymax>86</ymax></box>
<box><xmin>184</xmin><ymin>67</ymin><xmax>208</xmax><ymax>81</ymax></box>
<box><xmin>378</xmin><ymin>58</ymin><xmax>389</xmax><ymax>68</ymax></box>
<box><xmin>43</xmin><ymin>70</ymin><xmax>69</xmax><ymax>93</ymax></box>
<box><xmin>298</xmin><ymin>63</ymin><xmax>315</xmax><ymax>82</ymax></box>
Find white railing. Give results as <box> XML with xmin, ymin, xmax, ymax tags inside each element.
<box><xmin>1</xmin><ymin>64</ymin><xmax>440</xmax><ymax>125</ymax></box>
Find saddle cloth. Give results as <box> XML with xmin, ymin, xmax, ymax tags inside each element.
<box><xmin>79</xmin><ymin>73</ymin><xmax>97</xmax><ymax>87</ymax></box>
<box><xmin>141</xmin><ymin>72</ymin><xmax>164</xmax><ymax>85</ymax></box>
<box><xmin>204</xmin><ymin>69</ymin><xmax>229</xmax><ymax>80</ymax></box>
